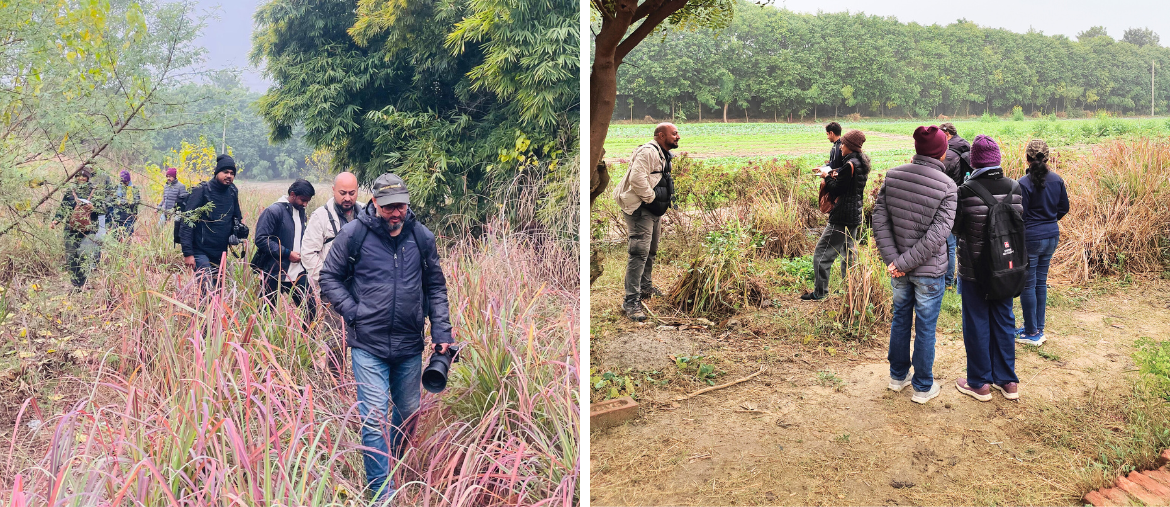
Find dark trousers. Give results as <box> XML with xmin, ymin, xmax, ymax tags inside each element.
<box><xmin>812</xmin><ymin>223</ymin><xmax>859</xmax><ymax>297</ymax></box>
<box><xmin>959</xmin><ymin>278</ymin><xmax>1019</xmax><ymax>389</ymax></box>
<box><xmin>623</xmin><ymin>207</ymin><xmax>661</xmax><ymax>303</ymax></box>
<box><xmin>263</xmin><ymin>273</ymin><xmax>317</xmax><ymax>324</ymax></box>
<box><xmin>64</xmin><ymin>231</ymin><xmax>100</xmax><ymax>287</ymax></box>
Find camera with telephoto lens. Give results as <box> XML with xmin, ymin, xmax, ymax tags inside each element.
<box><xmin>227</xmin><ymin>218</ymin><xmax>249</xmax><ymax>246</ymax></box>
<box><xmin>422</xmin><ymin>344</ymin><xmax>461</xmax><ymax>394</ymax></box>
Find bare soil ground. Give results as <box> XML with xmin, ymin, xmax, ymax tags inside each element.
<box><xmin>590</xmin><ymin>256</ymin><xmax>1170</xmax><ymax>505</ymax></box>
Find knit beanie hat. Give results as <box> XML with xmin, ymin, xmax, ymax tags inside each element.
<box><xmin>214</xmin><ymin>154</ymin><xmax>236</xmax><ymax>175</ymax></box>
<box><xmin>120</xmin><ymin>170</ymin><xmax>131</xmax><ymax>184</ymax></box>
<box><xmin>913</xmin><ymin>126</ymin><xmax>947</xmax><ymax>159</ymax></box>
<box><xmin>841</xmin><ymin>130</ymin><xmax>866</xmax><ymax>152</ymax></box>
<box><xmin>970</xmin><ymin>135</ymin><xmax>1002</xmax><ymax>168</ymax></box>
<box><xmin>1025</xmin><ymin>139</ymin><xmax>1049</xmax><ymax>162</ymax></box>
<box><xmin>166</xmin><ymin>167</ymin><xmax>178</xmax><ymax>178</ymax></box>
<box><xmin>78</xmin><ymin>166</ymin><xmax>93</xmax><ymax>179</ymax></box>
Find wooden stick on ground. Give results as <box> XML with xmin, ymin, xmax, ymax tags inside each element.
<box><xmin>672</xmin><ymin>367</ymin><xmax>766</xmax><ymax>402</ymax></box>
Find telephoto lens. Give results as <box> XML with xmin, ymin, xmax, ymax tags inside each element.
<box><xmin>422</xmin><ymin>344</ymin><xmax>460</xmax><ymax>393</ymax></box>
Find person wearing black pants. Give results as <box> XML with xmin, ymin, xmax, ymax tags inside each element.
<box><xmin>252</xmin><ymin>179</ymin><xmax>317</xmax><ymax>324</ymax></box>
<box><xmin>804</xmin><ymin>130</ymin><xmax>869</xmax><ymax>301</ymax></box>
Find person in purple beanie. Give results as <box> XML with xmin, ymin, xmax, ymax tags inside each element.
<box><xmin>953</xmin><ymin>135</ymin><xmax>1025</xmax><ymax>402</ymax></box>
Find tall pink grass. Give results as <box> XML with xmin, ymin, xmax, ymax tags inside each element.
<box><xmin>3</xmin><ymin>190</ymin><xmax>578</xmax><ymax>506</ymax></box>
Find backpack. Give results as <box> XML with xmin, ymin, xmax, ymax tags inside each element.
<box><xmin>957</xmin><ymin>151</ymin><xmax>974</xmax><ymax>183</ymax></box>
<box><xmin>965</xmin><ymin>178</ymin><xmax>1028</xmax><ymax>300</ymax></box>
<box><xmin>67</xmin><ymin>187</ymin><xmax>97</xmax><ymax>233</ymax></box>
<box><xmin>173</xmin><ymin>182</ymin><xmax>239</xmax><ymax>245</ymax></box>
<box><xmin>344</xmin><ymin>219</ymin><xmax>432</xmax><ymax>316</ymax></box>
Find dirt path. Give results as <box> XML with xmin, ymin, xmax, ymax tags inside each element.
<box><xmin>590</xmin><ymin>280</ymin><xmax>1170</xmax><ymax>506</ymax></box>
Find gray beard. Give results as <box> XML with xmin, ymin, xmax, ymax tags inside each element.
<box><xmin>387</xmin><ymin>221</ymin><xmax>403</xmax><ymax>232</ymax></box>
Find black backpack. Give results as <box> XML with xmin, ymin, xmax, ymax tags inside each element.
<box><xmin>965</xmin><ymin>178</ymin><xmax>1028</xmax><ymax>300</ymax></box>
<box><xmin>344</xmin><ymin>219</ymin><xmax>433</xmax><ymax>316</ymax></box>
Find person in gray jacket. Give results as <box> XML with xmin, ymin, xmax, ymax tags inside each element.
<box><xmin>158</xmin><ymin>167</ymin><xmax>186</xmax><ymax>225</ymax></box>
<box><xmin>872</xmin><ymin>125</ymin><xmax>957</xmax><ymax>404</ymax></box>
<box><xmin>318</xmin><ymin>173</ymin><xmax>453</xmax><ymax>500</ymax></box>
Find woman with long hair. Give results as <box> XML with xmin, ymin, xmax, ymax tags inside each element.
<box><xmin>1016</xmin><ymin>139</ymin><xmax>1069</xmax><ymax>346</ymax></box>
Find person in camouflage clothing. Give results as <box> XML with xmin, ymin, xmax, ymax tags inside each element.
<box><xmin>51</xmin><ymin>166</ymin><xmax>111</xmax><ymax>288</ymax></box>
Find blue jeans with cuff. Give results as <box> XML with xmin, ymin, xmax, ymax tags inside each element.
<box><xmin>888</xmin><ymin>274</ymin><xmax>946</xmax><ymax>392</ymax></box>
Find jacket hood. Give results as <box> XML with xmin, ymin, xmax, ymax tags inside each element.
<box><xmin>948</xmin><ymin>135</ymin><xmax>970</xmax><ymax>153</ymax></box>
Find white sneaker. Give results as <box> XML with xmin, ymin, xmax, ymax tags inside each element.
<box><xmin>911</xmin><ymin>383</ymin><xmax>941</xmax><ymax>404</ymax></box>
<box><xmin>889</xmin><ymin>375</ymin><xmax>912</xmax><ymax>392</ymax></box>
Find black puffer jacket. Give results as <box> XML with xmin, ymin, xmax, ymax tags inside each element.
<box><xmin>952</xmin><ymin>167</ymin><xmax>1024</xmax><ymax>281</ymax></box>
<box><xmin>318</xmin><ymin>211</ymin><xmax>453</xmax><ymax>360</ymax></box>
<box><xmin>179</xmin><ymin>179</ymin><xmax>241</xmax><ymax>260</ymax></box>
<box><xmin>943</xmin><ymin>135</ymin><xmax>971</xmax><ymax>187</ymax></box>
<box><xmin>250</xmin><ymin>197</ymin><xmax>307</xmax><ymax>283</ymax></box>
<box><xmin>823</xmin><ymin>152</ymin><xmax>869</xmax><ymax>227</ymax></box>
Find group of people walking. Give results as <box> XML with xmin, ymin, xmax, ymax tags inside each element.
<box><xmin>54</xmin><ymin>156</ymin><xmax>452</xmax><ymax>500</ymax></box>
<box><xmin>52</xmin><ymin>167</ymin><xmax>142</xmax><ymax>287</ymax></box>
<box><xmin>616</xmin><ymin>121</ymin><xmax>1069</xmax><ymax>404</ymax></box>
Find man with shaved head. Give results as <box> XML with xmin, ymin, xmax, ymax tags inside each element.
<box><xmin>613</xmin><ymin>122</ymin><xmax>679</xmax><ymax>321</ymax></box>
<box><xmin>303</xmin><ymin>171</ymin><xmax>366</xmax><ymax>291</ymax></box>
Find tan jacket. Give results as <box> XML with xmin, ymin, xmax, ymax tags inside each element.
<box><xmin>301</xmin><ymin>197</ymin><xmax>352</xmax><ymax>290</ymax></box>
<box><xmin>614</xmin><ymin>140</ymin><xmax>668</xmax><ymax>215</ymax></box>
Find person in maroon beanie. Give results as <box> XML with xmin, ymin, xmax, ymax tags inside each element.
<box><xmin>872</xmin><ymin>125</ymin><xmax>957</xmax><ymax>404</ymax></box>
<box><xmin>953</xmin><ymin>134</ymin><xmax>1026</xmax><ymax>402</ymax></box>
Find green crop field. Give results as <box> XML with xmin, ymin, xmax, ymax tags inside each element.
<box><xmin>604</xmin><ymin>116</ymin><xmax>1170</xmax><ymax>172</ymax></box>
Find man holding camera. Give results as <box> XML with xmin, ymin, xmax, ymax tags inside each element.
<box><xmin>614</xmin><ymin>122</ymin><xmax>678</xmax><ymax>322</ymax></box>
<box><xmin>179</xmin><ymin>155</ymin><xmax>245</xmax><ymax>290</ymax></box>
<box><xmin>318</xmin><ymin>173</ymin><xmax>453</xmax><ymax>501</ymax></box>
<box><xmin>251</xmin><ymin>178</ymin><xmax>316</xmax><ymax>321</ymax></box>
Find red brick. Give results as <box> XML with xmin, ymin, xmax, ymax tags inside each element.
<box><xmin>1116</xmin><ymin>476</ymin><xmax>1163</xmax><ymax>506</ymax></box>
<box><xmin>1098</xmin><ymin>488</ymin><xmax>1133</xmax><ymax>506</ymax></box>
<box><xmin>1160</xmin><ymin>449</ymin><xmax>1170</xmax><ymax>466</ymax></box>
<box><xmin>1097</xmin><ymin>487</ymin><xmax>1132</xmax><ymax>506</ymax></box>
<box><xmin>1129</xmin><ymin>472</ymin><xmax>1170</xmax><ymax>500</ymax></box>
<box><xmin>590</xmin><ymin>396</ymin><xmax>638</xmax><ymax>431</ymax></box>
<box><xmin>1085</xmin><ymin>490</ymin><xmax>1121</xmax><ymax>507</ymax></box>
<box><xmin>1144</xmin><ymin>469</ymin><xmax>1170</xmax><ymax>489</ymax></box>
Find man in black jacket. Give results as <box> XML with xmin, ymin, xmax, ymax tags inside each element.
<box><xmin>804</xmin><ymin>129</ymin><xmax>869</xmax><ymax>301</ymax></box>
<box><xmin>825</xmin><ymin>121</ymin><xmax>844</xmax><ymax>170</ymax></box>
<box><xmin>941</xmin><ymin>123</ymin><xmax>971</xmax><ymax>289</ymax></box>
<box><xmin>251</xmin><ymin>178</ymin><xmax>315</xmax><ymax>320</ymax></box>
<box><xmin>179</xmin><ymin>155</ymin><xmax>243</xmax><ymax>290</ymax></box>
<box><xmin>318</xmin><ymin>173</ymin><xmax>453</xmax><ymax>500</ymax></box>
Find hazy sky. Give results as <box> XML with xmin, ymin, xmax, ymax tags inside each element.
<box><xmin>193</xmin><ymin>0</ymin><xmax>1170</xmax><ymax>93</ymax></box>
<box><xmin>774</xmin><ymin>0</ymin><xmax>1170</xmax><ymax>44</ymax></box>
<box><xmin>185</xmin><ymin>0</ymin><xmax>269</xmax><ymax>92</ymax></box>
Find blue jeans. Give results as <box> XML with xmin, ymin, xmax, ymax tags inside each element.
<box><xmin>945</xmin><ymin>233</ymin><xmax>957</xmax><ymax>288</ymax></box>
<box><xmin>960</xmin><ymin>278</ymin><xmax>1018</xmax><ymax>389</ymax></box>
<box><xmin>888</xmin><ymin>274</ymin><xmax>945</xmax><ymax>392</ymax></box>
<box><xmin>1021</xmin><ymin>235</ymin><xmax>1058</xmax><ymax>335</ymax></box>
<box><xmin>351</xmin><ymin>347</ymin><xmax>422</xmax><ymax>500</ymax></box>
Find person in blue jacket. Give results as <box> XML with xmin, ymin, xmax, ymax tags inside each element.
<box><xmin>1016</xmin><ymin>139</ymin><xmax>1069</xmax><ymax>346</ymax></box>
<box><xmin>318</xmin><ymin>173</ymin><xmax>453</xmax><ymax>501</ymax></box>
<box><xmin>251</xmin><ymin>178</ymin><xmax>316</xmax><ymax>322</ymax></box>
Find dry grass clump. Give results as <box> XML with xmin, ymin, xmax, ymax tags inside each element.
<box><xmin>1045</xmin><ymin>139</ymin><xmax>1170</xmax><ymax>283</ymax></box>
<box><xmin>666</xmin><ymin>221</ymin><xmax>766</xmax><ymax>316</ymax></box>
<box><xmin>835</xmin><ymin>240</ymin><xmax>892</xmax><ymax>337</ymax></box>
<box><xmin>750</xmin><ymin>196</ymin><xmax>814</xmax><ymax>258</ymax></box>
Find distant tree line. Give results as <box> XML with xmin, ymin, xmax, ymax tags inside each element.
<box><xmin>149</xmin><ymin>75</ymin><xmax>315</xmax><ymax>181</ymax></box>
<box><xmin>616</xmin><ymin>2</ymin><xmax>1170</xmax><ymax>121</ymax></box>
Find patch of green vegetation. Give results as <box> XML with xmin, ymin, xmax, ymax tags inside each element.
<box><xmin>1035</xmin><ymin>347</ymin><xmax>1061</xmax><ymax>362</ymax></box>
<box><xmin>1135</xmin><ymin>337</ymin><xmax>1170</xmax><ymax>400</ymax></box>
<box><xmin>833</xmin><ymin>433</ymin><xmax>852</xmax><ymax>444</ymax></box>
<box><xmin>674</xmin><ymin>355</ymin><xmax>721</xmax><ymax>385</ymax></box>
<box><xmin>591</xmin><ymin>368</ymin><xmax>637</xmax><ymax>400</ymax></box>
<box><xmin>816</xmin><ymin>370</ymin><xmax>845</xmax><ymax>391</ymax></box>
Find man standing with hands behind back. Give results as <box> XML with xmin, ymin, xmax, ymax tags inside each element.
<box><xmin>613</xmin><ymin>122</ymin><xmax>678</xmax><ymax>322</ymax></box>
<box><xmin>872</xmin><ymin>125</ymin><xmax>957</xmax><ymax>404</ymax></box>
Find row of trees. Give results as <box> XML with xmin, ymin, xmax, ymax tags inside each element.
<box><xmin>148</xmin><ymin>75</ymin><xmax>315</xmax><ymax>181</ymax></box>
<box><xmin>615</xmin><ymin>3</ymin><xmax>1170</xmax><ymax>121</ymax></box>
<box><xmin>250</xmin><ymin>0</ymin><xmax>579</xmax><ymax>229</ymax></box>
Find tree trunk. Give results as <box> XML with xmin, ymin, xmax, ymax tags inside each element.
<box><xmin>698</xmin><ymin>101</ymin><xmax>701</xmax><ymax>122</ymax></box>
<box><xmin>589</xmin><ymin>44</ymin><xmax>620</xmax><ymax>208</ymax></box>
<box><xmin>723</xmin><ymin>102</ymin><xmax>728</xmax><ymax>123</ymax></box>
<box><xmin>814</xmin><ymin>106</ymin><xmax>817</xmax><ymax>122</ymax></box>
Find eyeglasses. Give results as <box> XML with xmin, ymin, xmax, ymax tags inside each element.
<box><xmin>381</xmin><ymin>203</ymin><xmax>408</xmax><ymax>212</ymax></box>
